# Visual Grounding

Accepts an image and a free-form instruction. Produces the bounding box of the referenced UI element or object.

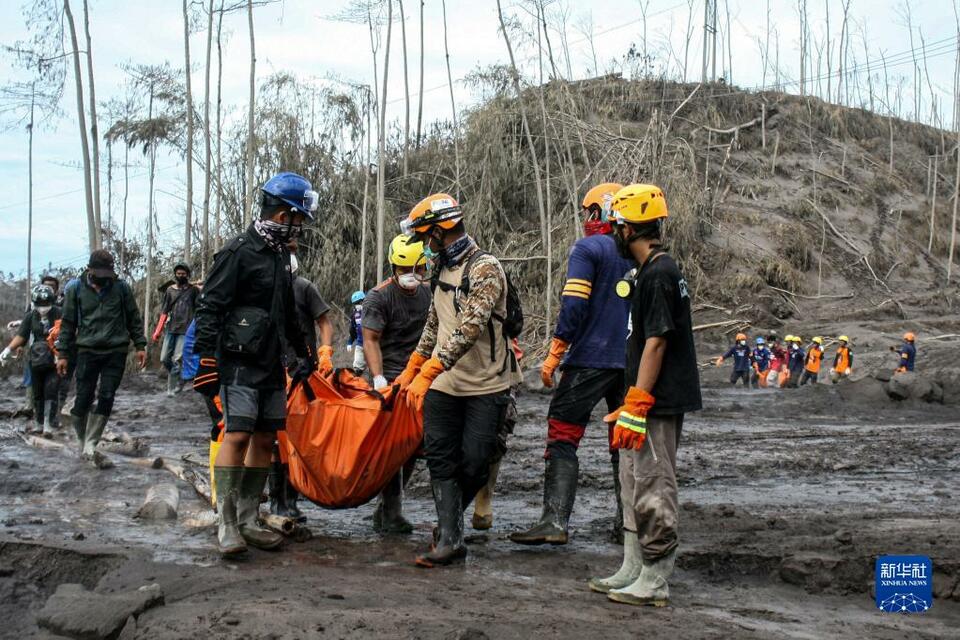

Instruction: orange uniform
[804,347,823,373]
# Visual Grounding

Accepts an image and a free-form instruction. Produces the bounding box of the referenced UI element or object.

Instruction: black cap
[173,262,192,275]
[88,249,116,278]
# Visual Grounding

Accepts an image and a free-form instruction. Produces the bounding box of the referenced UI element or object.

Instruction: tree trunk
[63,0,97,251]
[121,142,129,275]
[27,86,34,309]
[441,0,461,192]
[106,137,112,237]
[183,0,194,264]
[535,9,553,317]
[496,0,550,327]
[399,0,410,179]
[82,0,102,246]
[145,86,156,337]
[376,0,394,284]
[415,0,425,148]
[929,155,938,253]
[244,0,256,226]
[215,0,224,249]
[360,89,371,290]
[949,143,959,282]
[199,0,213,274]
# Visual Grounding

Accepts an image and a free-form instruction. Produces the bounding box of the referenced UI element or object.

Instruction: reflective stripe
[565,278,592,288]
[563,282,592,294]
[562,291,590,300]
[616,411,647,434]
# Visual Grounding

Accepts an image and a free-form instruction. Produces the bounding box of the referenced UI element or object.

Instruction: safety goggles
[299,190,319,214]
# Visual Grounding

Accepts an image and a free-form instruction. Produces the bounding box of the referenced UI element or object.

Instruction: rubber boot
[415,479,467,567]
[611,453,624,544]
[165,370,177,397]
[214,466,247,557]
[42,401,56,438]
[508,457,579,545]
[71,413,87,451]
[471,461,499,530]
[374,472,413,534]
[268,460,288,516]
[588,530,643,593]
[237,466,283,550]
[608,547,677,607]
[83,414,113,469]
[283,469,305,523]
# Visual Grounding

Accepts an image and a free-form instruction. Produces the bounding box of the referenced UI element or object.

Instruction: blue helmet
[261,172,318,221]
[350,290,365,304]
[755,336,765,345]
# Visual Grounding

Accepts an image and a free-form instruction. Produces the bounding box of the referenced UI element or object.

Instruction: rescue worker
[715,333,753,388]
[510,182,631,547]
[891,332,916,373]
[152,263,200,396]
[830,335,854,383]
[55,250,147,469]
[799,337,823,386]
[588,183,701,607]
[362,234,431,534]
[1,284,62,437]
[397,193,521,567]
[751,336,771,388]
[270,252,334,521]
[40,275,71,427]
[347,291,366,373]
[193,172,316,557]
[785,336,806,388]
[768,333,789,388]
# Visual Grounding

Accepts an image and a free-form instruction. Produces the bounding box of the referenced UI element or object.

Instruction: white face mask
[35,305,52,316]
[396,273,420,290]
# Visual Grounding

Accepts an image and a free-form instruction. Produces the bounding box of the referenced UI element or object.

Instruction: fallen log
[98,440,149,458]
[262,514,296,536]
[131,456,211,505]
[693,319,745,332]
[136,483,180,520]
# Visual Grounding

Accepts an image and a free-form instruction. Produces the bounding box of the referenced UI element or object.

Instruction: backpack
[431,250,524,371]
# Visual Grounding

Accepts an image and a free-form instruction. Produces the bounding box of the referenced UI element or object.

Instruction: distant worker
[751,336,771,388]
[891,332,916,373]
[830,335,854,383]
[799,337,823,386]
[511,182,632,547]
[715,333,753,389]
[785,335,806,388]
[152,262,200,397]
[767,333,789,388]
[41,275,72,428]
[55,250,147,468]
[193,172,315,557]
[361,234,431,534]
[347,290,366,373]
[588,183,702,607]
[398,193,522,567]
[1,284,62,437]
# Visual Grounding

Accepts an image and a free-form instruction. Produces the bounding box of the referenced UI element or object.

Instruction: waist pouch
[222,306,273,357]
[30,340,56,368]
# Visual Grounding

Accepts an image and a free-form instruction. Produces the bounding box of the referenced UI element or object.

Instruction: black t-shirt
[362,278,431,380]
[290,276,330,358]
[625,252,702,416]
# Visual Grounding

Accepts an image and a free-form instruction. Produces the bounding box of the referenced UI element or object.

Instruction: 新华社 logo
[875,555,932,613]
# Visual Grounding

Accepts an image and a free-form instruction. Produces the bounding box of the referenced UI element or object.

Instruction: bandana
[254,219,287,253]
[440,234,476,267]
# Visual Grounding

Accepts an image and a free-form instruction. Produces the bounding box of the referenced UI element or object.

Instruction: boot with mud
[237,466,283,550]
[269,461,305,523]
[374,472,413,534]
[607,547,677,607]
[611,453,624,544]
[82,414,113,469]
[213,466,247,557]
[415,479,466,568]
[165,370,177,397]
[509,457,578,545]
[588,530,642,593]
[41,400,56,439]
[471,461,500,530]
[71,413,87,451]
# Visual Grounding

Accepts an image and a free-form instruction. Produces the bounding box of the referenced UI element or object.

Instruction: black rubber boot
[268,460,287,516]
[374,472,413,534]
[415,479,466,567]
[508,457,579,546]
[71,413,87,453]
[612,452,624,544]
[282,465,304,523]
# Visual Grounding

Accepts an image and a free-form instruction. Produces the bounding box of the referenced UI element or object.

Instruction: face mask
[35,305,52,316]
[90,275,112,287]
[613,227,634,260]
[175,275,189,285]
[259,219,300,243]
[397,273,420,290]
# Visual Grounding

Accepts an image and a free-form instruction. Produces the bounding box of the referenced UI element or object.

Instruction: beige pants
[619,413,683,560]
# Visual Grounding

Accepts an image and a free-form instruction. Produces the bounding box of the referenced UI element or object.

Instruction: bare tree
[183,0,195,263]
[415,0,424,148]
[399,0,410,178]
[441,0,461,192]
[202,0,214,271]
[245,0,256,225]
[215,0,225,249]
[82,0,102,243]
[575,10,599,77]
[376,0,393,282]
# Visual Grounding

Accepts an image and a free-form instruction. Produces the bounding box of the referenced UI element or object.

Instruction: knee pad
[545,418,586,459]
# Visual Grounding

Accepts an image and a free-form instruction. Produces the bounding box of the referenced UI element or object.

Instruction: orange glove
[317,345,334,375]
[714,357,724,367]
[406,357,445,413]
[603,386,655,451]
[394,351,428,388]
[152,314,168,343]
[540,338,569,388]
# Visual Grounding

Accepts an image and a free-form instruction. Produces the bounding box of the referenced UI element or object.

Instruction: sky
[0,0,953,277]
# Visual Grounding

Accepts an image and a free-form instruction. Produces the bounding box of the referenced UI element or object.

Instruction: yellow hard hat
[812,336,823,345]
[838,335,849,343]
[794,335,802,343]
[388,234,424,267]
[611,184,669,224]
[582,182,624,209]
[785,334,795,342]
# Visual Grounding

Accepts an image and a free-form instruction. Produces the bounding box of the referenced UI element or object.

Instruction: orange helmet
[903,332,915,342]
[582,182,623,236]
[735,333,747,341]
[401,193,463,236]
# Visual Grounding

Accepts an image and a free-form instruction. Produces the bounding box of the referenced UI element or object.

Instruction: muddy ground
[2,347,960,639]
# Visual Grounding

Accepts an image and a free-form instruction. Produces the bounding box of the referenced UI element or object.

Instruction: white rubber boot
[588,530,642,593]
[607,548,677,607]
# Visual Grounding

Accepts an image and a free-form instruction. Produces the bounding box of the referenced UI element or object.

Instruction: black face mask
[614,226,635,261]
[176,275,189,285]
[90,275,113,288]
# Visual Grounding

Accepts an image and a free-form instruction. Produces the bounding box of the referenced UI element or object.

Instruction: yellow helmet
[388,234,424,267]
[611,184,668,224]
[793,335,802,343]
[785,334,795,342]
[838,335,849,342]
[401,193,462,236]
[812,336,823,345]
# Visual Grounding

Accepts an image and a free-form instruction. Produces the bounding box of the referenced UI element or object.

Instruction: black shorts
[548,367,625,425]
[222,384,286,433]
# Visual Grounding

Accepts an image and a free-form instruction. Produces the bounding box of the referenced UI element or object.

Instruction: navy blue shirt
[722,344,753,372]
[753,346,772,370]
[898,342,916,371]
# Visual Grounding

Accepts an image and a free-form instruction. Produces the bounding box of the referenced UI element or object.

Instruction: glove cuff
[420,357,446,381]
[408,351,429,369]
[623,386,655,408]
[548,337,569,359]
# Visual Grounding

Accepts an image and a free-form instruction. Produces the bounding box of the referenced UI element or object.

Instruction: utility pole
[26,83,35,308]
[702,0,718,83]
